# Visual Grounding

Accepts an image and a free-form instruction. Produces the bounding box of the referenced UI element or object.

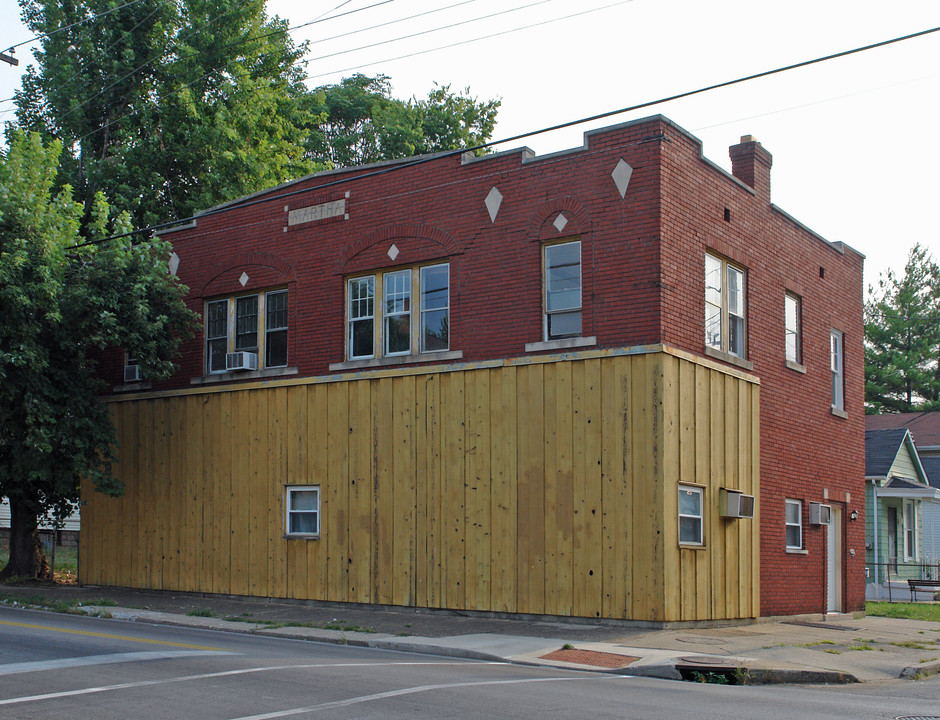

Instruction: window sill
[284,534,321,540]
[191,367,299,385]
[830,406,848,419]
[113,382,153,393]
[679,543,706,550]
[785,360,807,374]
[785,548,809,555]
[329,350,464,372]
[704,346,754,371]
[525,336,597,353]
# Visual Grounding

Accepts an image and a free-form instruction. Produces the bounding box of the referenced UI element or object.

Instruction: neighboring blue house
[864,427,940,598]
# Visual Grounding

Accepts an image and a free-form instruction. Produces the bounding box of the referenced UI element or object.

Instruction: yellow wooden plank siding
[84,348,760,621]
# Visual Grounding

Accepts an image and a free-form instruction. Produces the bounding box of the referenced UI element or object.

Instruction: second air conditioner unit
[719,488,755,519]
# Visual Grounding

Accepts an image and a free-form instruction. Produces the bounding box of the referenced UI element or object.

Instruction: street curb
[900,660,940,680]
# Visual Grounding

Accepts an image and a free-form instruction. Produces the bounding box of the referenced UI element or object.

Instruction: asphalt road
[2,606,940,719]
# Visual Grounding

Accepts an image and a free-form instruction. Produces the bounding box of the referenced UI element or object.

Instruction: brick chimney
[729,135,772,201]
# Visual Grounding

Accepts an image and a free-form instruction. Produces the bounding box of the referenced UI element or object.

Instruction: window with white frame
[785,292,801,365]
[830,329,844,411]
[347,262,450,361]
[205,289,288,374]
[286,486,320,537]
[678,485,703,545]
[705,252,746,358]
[544,240,582,340]
[903,500,916,560]
[785,499,802,549]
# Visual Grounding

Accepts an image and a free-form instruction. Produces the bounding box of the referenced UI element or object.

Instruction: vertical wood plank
[326,381,349,603]
[489,365,517,612]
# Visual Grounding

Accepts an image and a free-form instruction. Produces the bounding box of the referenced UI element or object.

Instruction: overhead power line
[4,0,147,54]
[68,23,940,251]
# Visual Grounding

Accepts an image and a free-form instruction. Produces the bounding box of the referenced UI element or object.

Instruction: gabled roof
[866,412,940,447]
[865,428,911,477]
[865,427,931,486]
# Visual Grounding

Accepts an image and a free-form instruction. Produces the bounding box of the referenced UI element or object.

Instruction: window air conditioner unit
[719,488,755,519]
[226,351,258,372]
[809,502,832,525]
[123,365,142,383]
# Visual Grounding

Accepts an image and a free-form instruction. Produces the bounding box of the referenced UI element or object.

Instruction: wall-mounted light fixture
[850,509,859,521]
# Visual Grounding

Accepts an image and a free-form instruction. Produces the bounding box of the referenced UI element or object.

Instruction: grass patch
[186,608,215,618]
[0,545,79,585]
[824,649,842,654]
[866,601,940,622]
[848,640,876,651]
[892,640,935,650]
[799,640,835,647]
[920,657,938,663]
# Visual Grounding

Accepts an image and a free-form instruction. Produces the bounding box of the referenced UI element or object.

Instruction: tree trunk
[0,497,49,581]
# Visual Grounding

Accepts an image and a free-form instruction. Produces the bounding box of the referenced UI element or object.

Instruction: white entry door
[827,507,843,612]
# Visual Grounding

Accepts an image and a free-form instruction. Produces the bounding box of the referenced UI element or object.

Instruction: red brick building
[91,115,864,621]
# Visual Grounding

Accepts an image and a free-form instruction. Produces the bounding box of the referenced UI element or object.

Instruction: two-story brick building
[83,114,865,623]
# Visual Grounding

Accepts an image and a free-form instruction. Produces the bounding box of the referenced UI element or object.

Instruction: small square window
[785,499,802,549]
[678,485,703,545]
[286,486,320,536]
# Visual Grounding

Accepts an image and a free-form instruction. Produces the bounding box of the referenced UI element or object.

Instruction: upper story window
[830,329,844,411]
[785,499,802,550]
[544,240,582,340]
[205,289,288,374]
[705,252,746,358]
[347,262,450,361]
[785,292,802,365]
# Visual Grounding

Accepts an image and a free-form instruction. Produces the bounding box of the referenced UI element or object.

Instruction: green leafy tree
[0,131,197,580]
[16,0,319,228]
[865,243,940,414]
[304,73,500,167]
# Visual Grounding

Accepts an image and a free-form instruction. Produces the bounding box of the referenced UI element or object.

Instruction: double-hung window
[347,263,450,361]
[205,289,288,374]
[678,485,703,545]
[785,499,802,550]
[285,486,320,537]
[785,292,801,365]
[544,241,582,340]
[705,252,746,358]
[903,500,916,560]
[830,329,844,411]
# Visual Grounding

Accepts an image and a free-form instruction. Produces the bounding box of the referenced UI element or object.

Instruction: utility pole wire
[68,23,940,250]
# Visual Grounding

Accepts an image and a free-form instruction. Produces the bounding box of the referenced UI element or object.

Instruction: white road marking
[229,676,630,720]
[0,661,499,707]
[0,651,230,676]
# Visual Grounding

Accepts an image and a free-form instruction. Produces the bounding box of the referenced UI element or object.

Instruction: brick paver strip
[539,648,638,668]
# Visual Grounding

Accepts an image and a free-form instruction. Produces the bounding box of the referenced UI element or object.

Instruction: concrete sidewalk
[2,583,939,685]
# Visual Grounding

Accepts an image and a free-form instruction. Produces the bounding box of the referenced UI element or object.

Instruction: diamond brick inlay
[612,158,633,198]
[239,272,249,287]
[485,186,503,223]
[387,244,400,261]
[553,213,568,232]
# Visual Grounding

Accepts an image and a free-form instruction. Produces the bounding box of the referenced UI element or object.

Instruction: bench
[907,579,940,601]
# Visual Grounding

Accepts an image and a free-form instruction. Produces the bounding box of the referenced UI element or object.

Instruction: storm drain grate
[539,648,638,668]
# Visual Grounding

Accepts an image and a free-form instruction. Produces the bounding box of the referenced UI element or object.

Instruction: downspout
[872,482,879,586]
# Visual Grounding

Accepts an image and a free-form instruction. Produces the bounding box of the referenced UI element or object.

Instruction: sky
[1,0,938,291]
